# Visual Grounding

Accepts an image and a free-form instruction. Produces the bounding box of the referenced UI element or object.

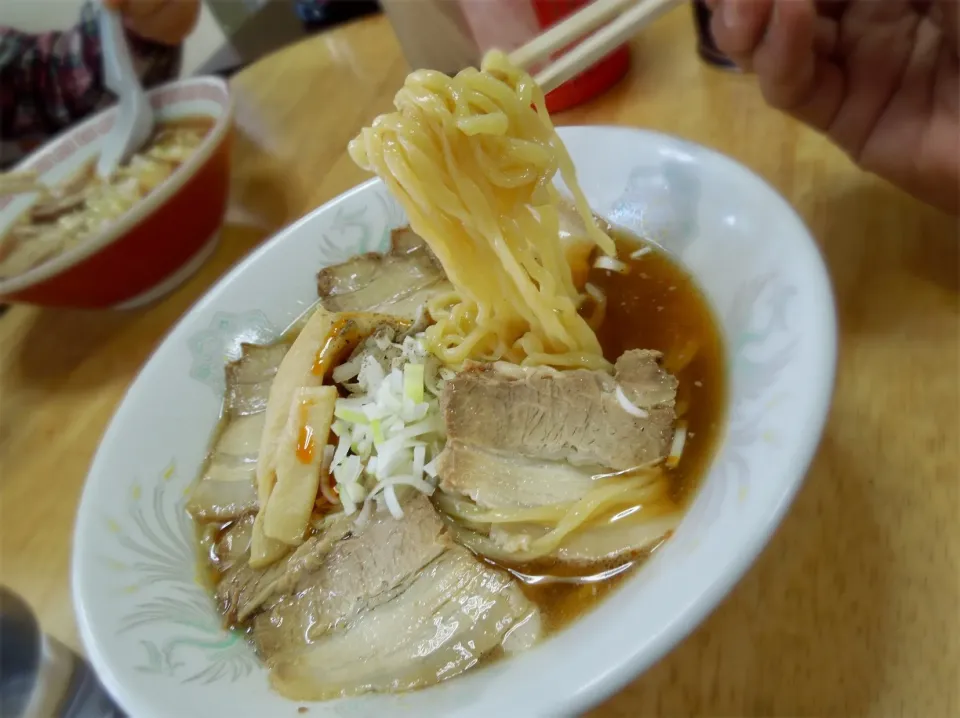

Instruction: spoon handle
[96,1,154,179]
[98,3,137,95]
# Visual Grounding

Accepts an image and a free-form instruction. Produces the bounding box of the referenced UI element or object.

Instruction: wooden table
[1,9,957,717]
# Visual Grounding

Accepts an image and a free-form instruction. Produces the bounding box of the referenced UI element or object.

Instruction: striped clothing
[0,2,180,169]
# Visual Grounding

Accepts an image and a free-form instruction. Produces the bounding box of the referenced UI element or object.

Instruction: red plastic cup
[455,0,631,112]
[531,0,632,112]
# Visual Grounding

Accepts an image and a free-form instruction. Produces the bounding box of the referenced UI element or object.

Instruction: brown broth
[593,234,726,505]
[510,230,727,631]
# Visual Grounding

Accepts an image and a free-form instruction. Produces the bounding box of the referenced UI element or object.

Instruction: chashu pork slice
[251,494,450,642]
[216,513,353,624]
[316,227,452,318]
[436,350,681,565]
[186,342,291,522]
[440,349,678,485]
[217,494,539,699]
[437,441,601,510]
[266,545,539,701]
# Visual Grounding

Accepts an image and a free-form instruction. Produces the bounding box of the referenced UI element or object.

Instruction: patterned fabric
[0,2,181,169]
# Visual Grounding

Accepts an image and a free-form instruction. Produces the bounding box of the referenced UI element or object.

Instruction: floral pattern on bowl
[103,462,256,685]
[73,127,836,718]
[187,311,280,395]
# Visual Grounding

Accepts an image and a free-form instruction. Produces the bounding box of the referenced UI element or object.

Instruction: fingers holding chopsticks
[704,0,773,69]
[706,0,839,68]
[706,0,844,133]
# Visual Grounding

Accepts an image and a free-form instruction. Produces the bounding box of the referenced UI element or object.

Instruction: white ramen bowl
[73,126,836,718]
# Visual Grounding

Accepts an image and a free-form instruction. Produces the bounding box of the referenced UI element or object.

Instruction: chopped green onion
[403,363,425,404]
[371,419,385,445]
[335,406,369,424]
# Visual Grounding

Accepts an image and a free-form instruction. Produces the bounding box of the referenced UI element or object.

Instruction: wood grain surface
[0,9,957,717]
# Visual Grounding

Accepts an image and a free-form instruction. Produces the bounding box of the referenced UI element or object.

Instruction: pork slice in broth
[441,349,678,471]
[437,350,683,565]
[252,494,451,653]
[267,546,540,701]
[29,189,89,222]
[215,514,255,568]
[216,514,353,623]
[614,349,682,408]
[186,343,290,521]
[438,441,601,509]
[231,494,539,700]
[225,342,290,416]
[316,227,452,317]
[198,512,255,581]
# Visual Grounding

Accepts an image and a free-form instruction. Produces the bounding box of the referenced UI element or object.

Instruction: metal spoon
[96,1,154,180]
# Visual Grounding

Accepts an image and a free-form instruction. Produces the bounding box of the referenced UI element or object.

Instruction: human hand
[103,0,201,47]
[706,0,959,214]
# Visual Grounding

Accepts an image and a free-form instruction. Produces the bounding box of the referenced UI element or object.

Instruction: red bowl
[0,76,233,309]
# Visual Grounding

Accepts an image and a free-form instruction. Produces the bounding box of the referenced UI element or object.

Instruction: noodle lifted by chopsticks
[349,50,615,370]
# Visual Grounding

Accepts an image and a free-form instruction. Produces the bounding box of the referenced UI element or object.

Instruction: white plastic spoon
[96,1,154,179]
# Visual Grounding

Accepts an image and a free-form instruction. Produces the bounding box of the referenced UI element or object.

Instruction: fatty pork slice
[215,513,353,624]
[438,349,679,506]
[316,227,452,318]
[248,494,541,700]
[186,342,290,521]
[436,350,682,565]
[218,495,442,627]
[267,546,538,700]
[437,441,601,510]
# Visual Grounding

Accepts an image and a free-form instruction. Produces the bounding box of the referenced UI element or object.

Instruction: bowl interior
[72,127,835,718]
[0,77,232,294]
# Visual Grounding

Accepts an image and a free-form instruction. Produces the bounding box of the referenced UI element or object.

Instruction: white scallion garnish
[383,484,403,519]
[593,255,629,273]
[666,422,688,469]
[615,385,649,419]
[327,332,445,526]
[584,282,605,303]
